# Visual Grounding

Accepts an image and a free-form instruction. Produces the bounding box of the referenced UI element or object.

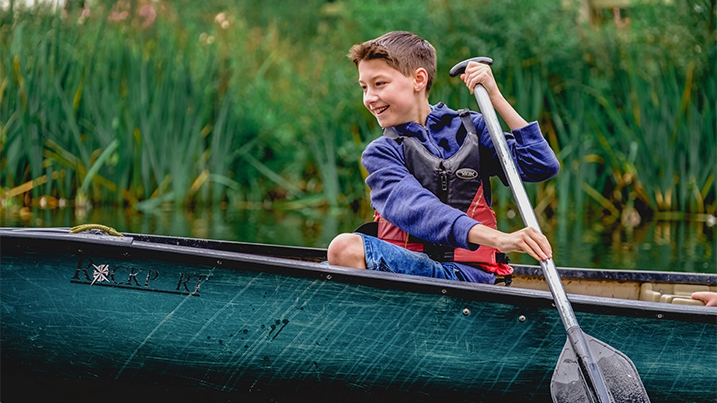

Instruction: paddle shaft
[453,58,613,403]
[473,86,578,328]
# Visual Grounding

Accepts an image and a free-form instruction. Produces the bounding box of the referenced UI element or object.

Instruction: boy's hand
[497,227,553,262]
[458,60,528,131]
[468,224,553,262]
[460,61,500,100]
[691,291,717,307]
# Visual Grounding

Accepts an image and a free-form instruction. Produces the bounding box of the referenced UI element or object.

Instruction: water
[2,204,715,274]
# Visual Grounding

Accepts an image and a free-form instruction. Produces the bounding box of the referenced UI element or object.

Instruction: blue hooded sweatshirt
[361,103,560,251]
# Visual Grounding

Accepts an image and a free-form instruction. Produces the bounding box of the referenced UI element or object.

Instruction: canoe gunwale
[513,264,717,286]
[1,227,715,325]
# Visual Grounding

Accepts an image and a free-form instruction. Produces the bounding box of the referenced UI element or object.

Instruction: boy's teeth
[375,106,389,114]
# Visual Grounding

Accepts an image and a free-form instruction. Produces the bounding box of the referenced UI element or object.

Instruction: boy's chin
[376,118,398,129]
[375,114,414,128]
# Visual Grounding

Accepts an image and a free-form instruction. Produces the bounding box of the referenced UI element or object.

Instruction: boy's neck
[416,99,432,126]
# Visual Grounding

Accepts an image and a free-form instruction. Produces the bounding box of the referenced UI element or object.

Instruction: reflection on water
[2,205,714,274]
[1,204,360,250]
[551,216,715,274]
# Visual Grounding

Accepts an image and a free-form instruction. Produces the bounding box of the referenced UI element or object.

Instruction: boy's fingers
[521,238,543,261]
[459,73,476,94]
[527,238,549,261]
[523,228,552,261]
[692,291,717,306]
[537,236,553,259]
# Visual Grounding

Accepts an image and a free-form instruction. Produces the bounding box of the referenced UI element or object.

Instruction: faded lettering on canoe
[70,257,210,296]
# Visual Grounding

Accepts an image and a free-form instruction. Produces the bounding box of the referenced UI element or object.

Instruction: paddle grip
[448,57,493,77]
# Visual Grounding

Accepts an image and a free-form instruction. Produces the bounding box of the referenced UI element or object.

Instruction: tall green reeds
[1,0,714,222]
[1,2,325,211]
[542,43,717,222]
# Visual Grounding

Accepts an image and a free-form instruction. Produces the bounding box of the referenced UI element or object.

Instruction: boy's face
[357,59,426,128]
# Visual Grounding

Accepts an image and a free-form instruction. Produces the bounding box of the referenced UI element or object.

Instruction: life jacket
[374,109,512,276]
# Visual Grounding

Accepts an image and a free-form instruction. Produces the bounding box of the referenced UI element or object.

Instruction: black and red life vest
[374,109,512,276]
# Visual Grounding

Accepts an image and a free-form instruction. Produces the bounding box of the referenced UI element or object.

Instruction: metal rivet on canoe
[518,315,526,322]
[441,289,447,294]
[217,260,222,265]
[326,274,332,280]
[462,308,470,316]
[657,313,663,319]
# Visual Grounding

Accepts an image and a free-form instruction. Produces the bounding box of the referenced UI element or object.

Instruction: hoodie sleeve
[362,138,479,250]
[476,116,560,183]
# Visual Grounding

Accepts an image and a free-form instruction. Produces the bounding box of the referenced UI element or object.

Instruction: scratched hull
[1,228,715,402]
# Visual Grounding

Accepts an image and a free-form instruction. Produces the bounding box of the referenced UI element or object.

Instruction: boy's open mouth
[373,105,389,115]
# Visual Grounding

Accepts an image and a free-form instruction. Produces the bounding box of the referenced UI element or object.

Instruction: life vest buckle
[494,274,513,287]
[422,243,454,262]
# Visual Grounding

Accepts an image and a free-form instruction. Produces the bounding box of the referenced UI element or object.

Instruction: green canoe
[1,227,715,402]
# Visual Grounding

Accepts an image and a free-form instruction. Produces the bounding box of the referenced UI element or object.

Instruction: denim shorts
[358,233,496,284]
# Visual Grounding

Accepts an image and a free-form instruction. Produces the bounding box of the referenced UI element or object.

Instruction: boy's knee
[327,233,366,269]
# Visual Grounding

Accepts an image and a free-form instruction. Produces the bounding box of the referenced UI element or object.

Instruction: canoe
[1,227,715,402]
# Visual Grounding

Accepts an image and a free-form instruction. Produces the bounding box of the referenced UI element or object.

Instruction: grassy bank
[1,0,715,224]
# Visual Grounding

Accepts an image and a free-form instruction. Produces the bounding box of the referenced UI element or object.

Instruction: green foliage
[0,0,715,221]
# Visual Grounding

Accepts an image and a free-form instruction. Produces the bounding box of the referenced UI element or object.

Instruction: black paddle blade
[551,333,650,403]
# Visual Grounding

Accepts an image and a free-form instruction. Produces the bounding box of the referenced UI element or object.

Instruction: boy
[327,31,560,284]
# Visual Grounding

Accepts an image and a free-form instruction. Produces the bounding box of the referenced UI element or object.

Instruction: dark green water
[2,204,715,274]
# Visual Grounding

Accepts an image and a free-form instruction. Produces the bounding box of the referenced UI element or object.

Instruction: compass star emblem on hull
[91,264,110,285]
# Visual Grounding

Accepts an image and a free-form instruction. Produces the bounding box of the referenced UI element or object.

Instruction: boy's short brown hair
[348,31,436,94]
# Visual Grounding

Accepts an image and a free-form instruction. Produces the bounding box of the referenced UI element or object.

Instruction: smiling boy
[327,31,560,284]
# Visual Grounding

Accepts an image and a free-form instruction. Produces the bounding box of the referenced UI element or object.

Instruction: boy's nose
[364,90,378,105]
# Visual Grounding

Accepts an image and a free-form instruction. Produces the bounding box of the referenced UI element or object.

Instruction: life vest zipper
[439,162,448,202]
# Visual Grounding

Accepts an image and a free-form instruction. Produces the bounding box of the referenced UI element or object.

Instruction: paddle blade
[551,333,650,403]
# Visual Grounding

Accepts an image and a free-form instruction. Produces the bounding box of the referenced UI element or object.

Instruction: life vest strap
[494,274,513,286]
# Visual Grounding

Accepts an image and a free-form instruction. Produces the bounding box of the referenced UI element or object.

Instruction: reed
[0,0,714,222]
[577,46,716,219]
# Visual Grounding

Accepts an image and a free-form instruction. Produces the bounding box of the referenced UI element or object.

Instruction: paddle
[450,57,650,403]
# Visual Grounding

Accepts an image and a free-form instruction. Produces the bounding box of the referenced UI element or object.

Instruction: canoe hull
[1,230,716,402]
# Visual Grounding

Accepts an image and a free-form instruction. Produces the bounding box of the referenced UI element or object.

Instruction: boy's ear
[413,68,429,92]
